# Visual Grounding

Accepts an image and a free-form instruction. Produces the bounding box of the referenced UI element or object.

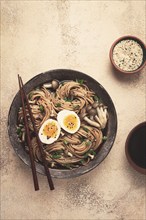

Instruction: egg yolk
[43,122,58,139]
[63,114,78,131]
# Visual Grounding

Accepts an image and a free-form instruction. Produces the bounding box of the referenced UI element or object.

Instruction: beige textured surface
[0,1,146,220]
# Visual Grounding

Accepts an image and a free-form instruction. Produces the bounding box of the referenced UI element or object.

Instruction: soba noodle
[17,80,108,169]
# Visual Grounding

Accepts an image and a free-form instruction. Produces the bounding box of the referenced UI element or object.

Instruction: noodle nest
[17,80,108,169]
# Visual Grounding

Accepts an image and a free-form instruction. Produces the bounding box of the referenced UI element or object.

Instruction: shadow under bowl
[109,35,146,74]
[125,122,146,175]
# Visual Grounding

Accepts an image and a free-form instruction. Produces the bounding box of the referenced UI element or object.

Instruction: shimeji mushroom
[67,152,73,157]
[86,105,95,120]
[95,105,108,129]
[88,108,97,120]
[88,153,94,159]
[86,105,92,112]
[80,108,101,128]
[88,108,97,116]
[43,80,59,90]
[85,102,108,129]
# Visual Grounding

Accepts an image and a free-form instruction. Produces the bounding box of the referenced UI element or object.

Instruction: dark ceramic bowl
[125,122,146,175]
[109,35,146,74]
[8,69,117,178]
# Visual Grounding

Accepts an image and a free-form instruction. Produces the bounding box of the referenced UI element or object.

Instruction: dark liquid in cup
[128,125,146,168]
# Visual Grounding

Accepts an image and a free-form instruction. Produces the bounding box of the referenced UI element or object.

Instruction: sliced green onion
[80,159,86,165]
[51,154,61,159]
[85,141,92,147]
[84,153,89,159]
[93,95,99,101]
[39,105,44,113]
[76,79,84,85]
[89,149,96,155]
[64,97,73,102]
[102,136,107,141]
[55,103,61,107]
[28,92,34,100]
[84,149,96,158]
[82,127,89,132]
[16,127,21,135]
[63,140,68,145]
[79,136,85,142]
[51,150,63,159]
[35,86,40,90]
[18,131,23,138]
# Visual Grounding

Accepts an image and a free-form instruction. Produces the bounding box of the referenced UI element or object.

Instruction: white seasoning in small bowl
[113,39,143,71]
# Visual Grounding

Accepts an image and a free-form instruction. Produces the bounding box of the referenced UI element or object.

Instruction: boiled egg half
[57,110,80,134]
[39,119,61,144]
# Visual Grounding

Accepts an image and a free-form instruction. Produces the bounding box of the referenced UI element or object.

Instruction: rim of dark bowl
[8,69,117,178]
[109,35,146,74]
[125,121,146,175]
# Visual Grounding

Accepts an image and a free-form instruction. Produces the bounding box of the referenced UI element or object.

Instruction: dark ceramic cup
[125,122,146,174]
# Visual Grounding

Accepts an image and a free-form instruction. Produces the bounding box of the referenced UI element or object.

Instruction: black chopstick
[18,75,39,191]
[18,75,54,190]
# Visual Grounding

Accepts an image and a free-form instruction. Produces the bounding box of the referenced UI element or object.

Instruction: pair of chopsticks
[18,75,54,191]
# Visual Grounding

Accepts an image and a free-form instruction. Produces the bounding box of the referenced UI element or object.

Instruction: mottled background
[0,1,146,220]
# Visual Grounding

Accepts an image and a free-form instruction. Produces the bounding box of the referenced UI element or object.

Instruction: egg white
[39,119,61,144]
[57,109,80,134]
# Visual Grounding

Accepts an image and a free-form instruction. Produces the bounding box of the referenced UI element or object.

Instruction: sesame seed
[113,39,143,71]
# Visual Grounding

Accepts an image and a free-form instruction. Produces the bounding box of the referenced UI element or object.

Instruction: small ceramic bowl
[125,122,146,175]
[109,35,146,74]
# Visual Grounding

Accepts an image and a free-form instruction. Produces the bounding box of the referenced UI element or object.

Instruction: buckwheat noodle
[17,80,107,169]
